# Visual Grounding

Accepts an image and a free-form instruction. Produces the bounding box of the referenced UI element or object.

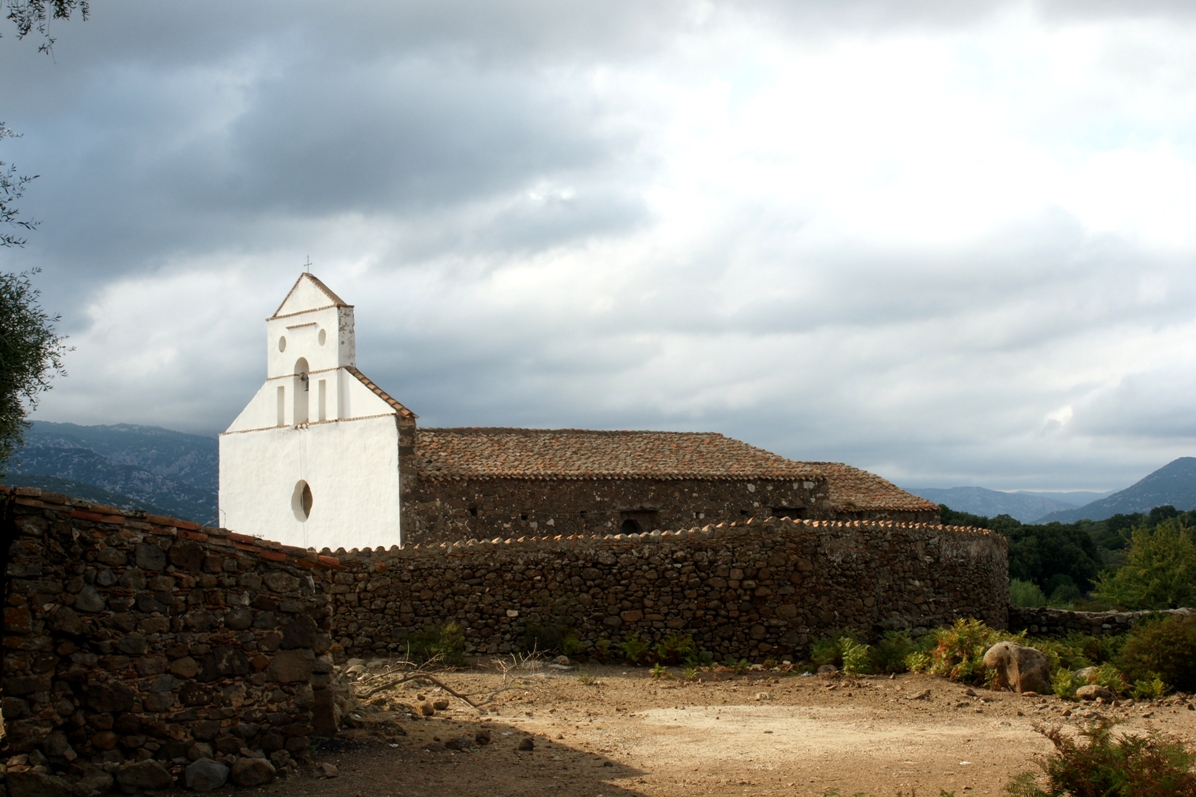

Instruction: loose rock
[185,759,230,792]
[230,757,276,787]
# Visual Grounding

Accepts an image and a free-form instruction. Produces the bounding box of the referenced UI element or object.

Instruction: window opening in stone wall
[279,336,286,352]
[740,509,749,515]
[520,513,528,521]
[292,481,313,521]
[318,328,327,345]
[468,506,478,517]
[276,386,285,426]
[318,379,327,422]
[620,519,641,534]
[772,507,807,519]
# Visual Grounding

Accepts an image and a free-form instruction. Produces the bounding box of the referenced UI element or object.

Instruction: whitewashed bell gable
[219,273,409,550]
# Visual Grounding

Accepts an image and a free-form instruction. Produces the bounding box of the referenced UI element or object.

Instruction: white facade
[219,274,409,550]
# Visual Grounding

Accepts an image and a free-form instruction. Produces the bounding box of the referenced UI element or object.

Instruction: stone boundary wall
[323,516,1008,660]
[0,486,338,791]
[1009,606,1196,638]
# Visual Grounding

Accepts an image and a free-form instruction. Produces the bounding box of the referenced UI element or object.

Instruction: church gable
[271,273,349,319]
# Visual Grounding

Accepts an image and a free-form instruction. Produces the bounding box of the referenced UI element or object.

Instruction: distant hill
[2,421,218,525]
[906,486,1083,523]
[1037,457,1196,524]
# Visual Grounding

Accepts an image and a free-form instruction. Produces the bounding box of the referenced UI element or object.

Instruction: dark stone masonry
[0,486,337,793]
[1009,606,1196,638]
[326,515,1008,660]
[0,484,1006,792]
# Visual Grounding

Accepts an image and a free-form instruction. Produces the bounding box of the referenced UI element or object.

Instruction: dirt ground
[269,662,1196,797]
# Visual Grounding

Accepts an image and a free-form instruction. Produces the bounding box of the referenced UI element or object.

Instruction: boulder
[982,642,1051,694]
[184,758,230,792]
[1076,684,1115,702]
[230,757,276,787]
[6,771,74,797]
[73,769,115,797]
[115,759,174,791]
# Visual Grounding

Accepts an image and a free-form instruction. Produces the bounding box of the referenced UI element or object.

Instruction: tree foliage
[4,0,89,53]
[1091,520,1196,610]
[0,269,68,476]
[0,123,39,248]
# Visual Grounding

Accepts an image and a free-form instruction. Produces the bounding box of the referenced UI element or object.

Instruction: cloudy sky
[4,0,1196,492]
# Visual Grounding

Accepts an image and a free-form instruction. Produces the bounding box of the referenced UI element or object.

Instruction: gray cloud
[6,0,1196,495]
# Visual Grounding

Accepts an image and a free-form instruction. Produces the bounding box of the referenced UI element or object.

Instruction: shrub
[1091,520,1196,610]
[870,630,915,674]
[649,663,670,679]
[1051,669,1078,700]
[404,622,466,666]
[1005,718,1196,797]
[840,638,873,675]
[654,632,696,665]
[521,620,579,655]
[1094,663,1128,696]
[810,636,841,667]
[924,618,1019,685]
[618,634,652,665]
[1132,676,1168,700]
[1011,578,1048,608]
[1118,614,1196,693]
[685,649,715,668]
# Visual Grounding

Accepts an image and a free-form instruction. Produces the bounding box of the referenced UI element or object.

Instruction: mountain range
[908,457,1196,524]
[2,422,218,525]
[904,486,1110,523]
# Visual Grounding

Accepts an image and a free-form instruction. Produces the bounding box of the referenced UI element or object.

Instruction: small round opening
[318,329,327,346]
[278,336,287,352]
[292,481,313,521]
[620,519,641,535]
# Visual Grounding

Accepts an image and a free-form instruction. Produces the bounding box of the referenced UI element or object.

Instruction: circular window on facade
[292,480,313,521]
[318,329,327,345]
[279,336,287,352]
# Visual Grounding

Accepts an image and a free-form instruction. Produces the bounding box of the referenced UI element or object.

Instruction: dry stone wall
[0,483,1009,793]
[0,486,338,792]
[404,476,828,548]
[1009,606,1196,638]
[325,516,1008,660]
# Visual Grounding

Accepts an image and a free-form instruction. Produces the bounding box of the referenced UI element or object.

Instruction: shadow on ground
[264,720,647,797]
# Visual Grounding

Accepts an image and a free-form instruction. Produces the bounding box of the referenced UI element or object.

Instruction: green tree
[0,270,68,476]
[1091,520,1196,610]
[1,123,39,248]
[4,0,89,52]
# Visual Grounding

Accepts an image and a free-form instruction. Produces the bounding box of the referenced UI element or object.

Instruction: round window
[318,329,327,346]
[278,336,287,352]
[292,481,313,521]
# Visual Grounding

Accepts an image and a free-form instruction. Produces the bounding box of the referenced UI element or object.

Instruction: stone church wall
[404,476,830,548]
[326,516,1008,660]
[0,485,1005,790]
[0,487,336,789]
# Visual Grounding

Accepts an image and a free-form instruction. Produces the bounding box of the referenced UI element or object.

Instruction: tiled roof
[804,462,939,513]
[347,367,417,419]
[416,428,818,481]
[413,428,937,513]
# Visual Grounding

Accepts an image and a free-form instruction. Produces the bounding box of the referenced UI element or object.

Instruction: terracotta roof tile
[804,462,939,513]
[416,428,814,480]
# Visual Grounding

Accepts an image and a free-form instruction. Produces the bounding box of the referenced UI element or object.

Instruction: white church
[219,273,414,551]
[220,274,938,553]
